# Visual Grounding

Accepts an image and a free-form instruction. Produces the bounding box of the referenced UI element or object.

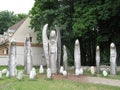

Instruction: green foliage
[30,0,120,65]
[0,10,27,34]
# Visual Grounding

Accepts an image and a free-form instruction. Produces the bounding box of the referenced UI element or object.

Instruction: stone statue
[63,45,68,71]
[47,68,52,79]
[42,24,60,74]
[24,34,33,74]
[74,39,81,70]
[96,46,100,74]
[110,43,117,75]
[55,25,61,73]
[49,30,57,74]
[8,38,16,77]
[42,24,50,68]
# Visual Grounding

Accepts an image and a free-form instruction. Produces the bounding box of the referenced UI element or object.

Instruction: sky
[0,0,35,14]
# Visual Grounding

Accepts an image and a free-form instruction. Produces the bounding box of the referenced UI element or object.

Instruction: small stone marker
[39,65,44,74]
[29,68,36,80]
[59,66,64,74]
[2,69,7,74]
[103,70,108,77]
[47,68,52,79]
[17,71,23,80]
[90,66,95,75]
[62,70,67,77]
[6,71,9,77]
[79,68,83,75]
[75,69,80,76]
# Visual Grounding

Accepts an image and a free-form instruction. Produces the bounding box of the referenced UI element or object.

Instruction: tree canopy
[30,0,120,66]
[0,10,27,34]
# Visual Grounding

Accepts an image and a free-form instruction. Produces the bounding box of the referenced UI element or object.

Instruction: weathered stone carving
[96,46,100,74]
[59,66,64,74]
[110,43,117,75]
[103,70,108,77]
[42,24,62,74]
[63,45,68,71]
[29,68,36,80]
[90,66,95,75]
[39,65,44,74]
[74,39,81,74]
[55,25,61,73]
[42,24,50,68]
[47,68,52,79]
[8,38,16,77]
[17,71,23,80]
[49,30,57,73]
[24,34,33,74]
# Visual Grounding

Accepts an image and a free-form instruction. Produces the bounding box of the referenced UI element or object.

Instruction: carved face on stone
[75,39,79,46]
[50,30,56,39]
[110,43,115,48]
[96,46,99,51]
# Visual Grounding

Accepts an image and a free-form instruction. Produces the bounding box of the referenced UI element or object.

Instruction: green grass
[0,74,120,90]
[0,66,120,90]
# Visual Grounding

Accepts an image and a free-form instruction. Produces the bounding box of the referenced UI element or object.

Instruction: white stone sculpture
[2,68,7,74]
[90,66,95,75]
[24,34,33,74]
[0,71,2,79]
[79,68,83,75]
[17,71,23,80]
[42,24,60,74]
[6,70,9,77]
[74,39,81,72]
[39,65,44,74]
[55,25,61,73]
[8,38,16,77]
[62,70,67,77]
[42,24,50,68]
[110,43,117,75]
[59,66,64,74]
[63,45,68,71]
[29,68,36,80]
[75,69,80,76]
[96,46,100,74]
[103,70,108,77]
[49,30,57,74]
[47,68,52,79]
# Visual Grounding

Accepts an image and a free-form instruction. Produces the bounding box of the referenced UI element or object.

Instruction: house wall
[0,46,46,66]
[12,17,37,43]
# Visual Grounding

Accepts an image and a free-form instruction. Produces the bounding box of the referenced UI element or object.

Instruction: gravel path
[86,76,120,87]
[53,74,120,87]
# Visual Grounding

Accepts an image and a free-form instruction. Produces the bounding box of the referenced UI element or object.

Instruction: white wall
[0,46,46,66]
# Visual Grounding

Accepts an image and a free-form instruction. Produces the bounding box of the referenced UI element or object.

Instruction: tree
[0,10,27,34]
[30,0,120,66]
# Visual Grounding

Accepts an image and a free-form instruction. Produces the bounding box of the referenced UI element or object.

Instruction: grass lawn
[0,66,120,90]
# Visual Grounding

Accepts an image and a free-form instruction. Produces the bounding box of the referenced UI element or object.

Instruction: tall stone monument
[42,24,50,68]
[63,45,68,71]
[110,43,117,75]
[24,34,33,74]
[8,38,16,77]
[49,30,57,74]
[42,24,60,74]
[55,25,61,73]
[96,46,100,74]
[74,39,81,71]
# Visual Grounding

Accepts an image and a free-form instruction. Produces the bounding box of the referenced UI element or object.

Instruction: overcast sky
[0,0,35,14]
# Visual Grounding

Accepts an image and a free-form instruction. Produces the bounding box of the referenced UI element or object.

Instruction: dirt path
[52,74,120,87]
